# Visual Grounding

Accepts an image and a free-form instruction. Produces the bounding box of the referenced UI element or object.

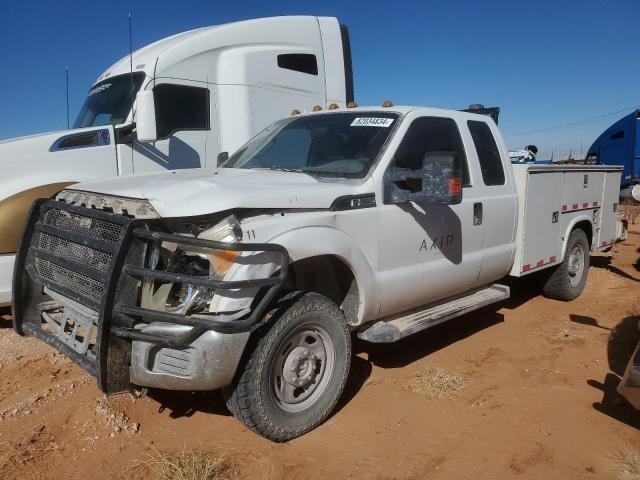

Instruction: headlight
[198,215,242,277]
[56,190,160,219]
[143,215,243,315]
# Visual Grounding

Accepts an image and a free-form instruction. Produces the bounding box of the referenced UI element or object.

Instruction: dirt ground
[1,227,639,480]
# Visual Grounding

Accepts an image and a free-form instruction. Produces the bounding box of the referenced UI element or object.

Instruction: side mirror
[135,90,157,142]
[217,151,229,166]
[384,151,462,205]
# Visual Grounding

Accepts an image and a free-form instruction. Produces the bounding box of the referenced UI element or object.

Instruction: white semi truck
[0,15,352,304]
[13,104,625,441]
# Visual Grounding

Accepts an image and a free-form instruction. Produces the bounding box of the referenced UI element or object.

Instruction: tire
[224,292,351,442]
[540,228,590,301]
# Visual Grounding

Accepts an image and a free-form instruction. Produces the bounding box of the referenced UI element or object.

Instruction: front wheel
[224,292,351,442]
[540,228,590,301]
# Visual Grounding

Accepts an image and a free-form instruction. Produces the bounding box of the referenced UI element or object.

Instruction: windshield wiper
[252,166,306,173]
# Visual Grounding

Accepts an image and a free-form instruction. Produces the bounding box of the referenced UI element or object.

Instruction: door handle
[473,202,483,226]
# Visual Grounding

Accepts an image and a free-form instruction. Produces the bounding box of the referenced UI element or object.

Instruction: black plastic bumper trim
[111,325,207,348]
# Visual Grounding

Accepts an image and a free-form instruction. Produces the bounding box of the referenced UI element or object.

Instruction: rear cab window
[467,120,505,186]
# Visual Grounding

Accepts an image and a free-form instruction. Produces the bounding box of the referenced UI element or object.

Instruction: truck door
[131,82,209,173]
[376,116,485,317]
[465,120,517,284]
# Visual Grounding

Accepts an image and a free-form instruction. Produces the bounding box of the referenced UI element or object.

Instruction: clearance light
[312,105,322,111]
[291,109,301,116]
[382,100,394,107]
[328,103,339,110]
[346,101,357,108]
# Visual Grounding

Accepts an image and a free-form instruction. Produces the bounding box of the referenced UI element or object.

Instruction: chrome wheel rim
[270,324,335,413]
[567,243,585,287]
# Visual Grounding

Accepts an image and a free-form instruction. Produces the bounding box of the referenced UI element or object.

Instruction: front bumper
[13,199,288,393]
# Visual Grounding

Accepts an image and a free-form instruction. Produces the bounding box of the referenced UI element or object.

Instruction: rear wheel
[540,228,590,301]
[224,292,351,442]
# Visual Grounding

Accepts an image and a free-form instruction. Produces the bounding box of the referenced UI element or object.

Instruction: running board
[357,284,510,343]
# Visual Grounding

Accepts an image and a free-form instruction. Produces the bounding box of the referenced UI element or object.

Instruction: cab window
[467,120,505,186]
[154,84,210,139]
[391,117,470,186]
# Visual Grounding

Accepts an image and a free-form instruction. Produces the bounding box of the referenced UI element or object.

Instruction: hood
[0,127,118,198]
[0,130,68,160]
[70,168,365,218]
[0,126,112,161]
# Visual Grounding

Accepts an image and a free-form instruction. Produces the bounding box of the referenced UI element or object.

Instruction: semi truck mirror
[383,151,462,205]
[217,151,229,166]
[135,90,158,142]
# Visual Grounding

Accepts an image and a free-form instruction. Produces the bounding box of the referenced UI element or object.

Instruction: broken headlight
[141,215,243,315]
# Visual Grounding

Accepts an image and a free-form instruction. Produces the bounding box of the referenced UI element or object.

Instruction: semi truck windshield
[224,112,399,179]
[73,73,145,128]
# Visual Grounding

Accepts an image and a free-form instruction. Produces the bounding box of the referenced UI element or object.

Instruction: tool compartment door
[560,171,605,214]
[518,171,564,273]
[559,171,604,250]
[597,171,622,248]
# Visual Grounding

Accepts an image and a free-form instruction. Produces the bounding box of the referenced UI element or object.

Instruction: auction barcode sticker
[350,117,394,127]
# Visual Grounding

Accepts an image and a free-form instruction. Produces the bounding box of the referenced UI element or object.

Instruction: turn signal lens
[210,249,239,275]
[328,103,339,110]
[291,109,301,115]
[346,101,357,108]
[312,105,322,111]
[382,100,394,107]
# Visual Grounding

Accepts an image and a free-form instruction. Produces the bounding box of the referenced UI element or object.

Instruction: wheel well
[572,220,593,250]
[284,255,359,325]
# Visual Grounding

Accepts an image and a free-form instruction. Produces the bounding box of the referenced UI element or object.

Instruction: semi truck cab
[0,15,352,304]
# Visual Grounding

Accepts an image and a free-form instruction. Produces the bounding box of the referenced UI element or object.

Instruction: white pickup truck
[0,15,351,304]
[13,104,625,441]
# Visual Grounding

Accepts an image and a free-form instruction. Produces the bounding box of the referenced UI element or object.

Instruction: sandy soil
[1,227,639,480]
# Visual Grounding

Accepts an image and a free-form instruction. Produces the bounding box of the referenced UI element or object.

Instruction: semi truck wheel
[224,292,351,442]
[540,228,590,301]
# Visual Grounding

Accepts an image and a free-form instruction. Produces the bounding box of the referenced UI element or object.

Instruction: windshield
[73,73,145,128]
[223,112,399,178]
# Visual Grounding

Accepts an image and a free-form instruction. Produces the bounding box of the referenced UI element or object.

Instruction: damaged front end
[13,198,288,394]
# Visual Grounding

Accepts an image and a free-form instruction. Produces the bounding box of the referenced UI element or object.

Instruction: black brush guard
[13,199,289,393]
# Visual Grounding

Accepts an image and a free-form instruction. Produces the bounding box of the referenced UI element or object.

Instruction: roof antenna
[128,12,134,123]
[65,65,70,130]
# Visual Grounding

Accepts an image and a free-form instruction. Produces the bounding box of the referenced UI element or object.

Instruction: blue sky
[1,0,638,158]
